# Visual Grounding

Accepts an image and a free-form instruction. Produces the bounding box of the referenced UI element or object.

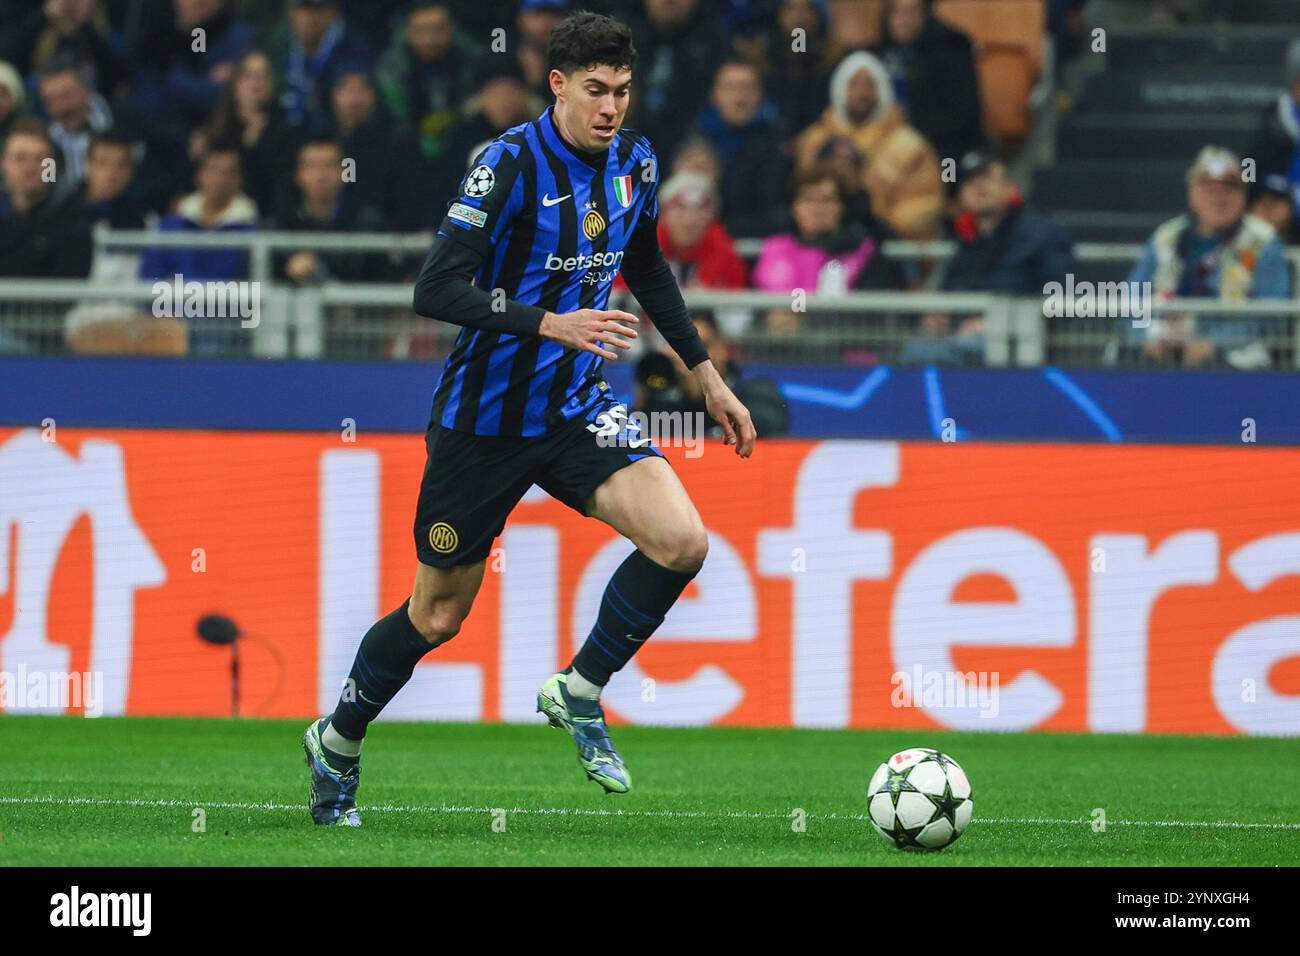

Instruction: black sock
[570,550,697,686]
[328,598,432,741]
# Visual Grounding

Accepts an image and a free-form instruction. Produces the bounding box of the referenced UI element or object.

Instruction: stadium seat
[934,0,1044,145]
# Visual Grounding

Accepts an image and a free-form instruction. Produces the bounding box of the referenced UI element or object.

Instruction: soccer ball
[867,748,973,850]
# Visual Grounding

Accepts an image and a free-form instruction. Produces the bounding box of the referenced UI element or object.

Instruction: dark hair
[38,54,90,85]
[200,143,243,174]
[547,11,635,78]
[88,128,137,161]
[298,136,343,158]
[790,162,844,201]
[203,50,277,147]
[4,117,56,153]
[882,0,935,44]
[407,0,452,17]
[713,56,761,86]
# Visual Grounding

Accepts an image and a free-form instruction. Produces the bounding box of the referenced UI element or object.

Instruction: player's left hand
[703,381,757,458]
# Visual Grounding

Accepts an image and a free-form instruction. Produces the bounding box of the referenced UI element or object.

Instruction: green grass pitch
[0,715,1296,866]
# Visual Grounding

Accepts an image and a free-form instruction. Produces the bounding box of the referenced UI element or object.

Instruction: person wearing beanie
[793,50,945,239]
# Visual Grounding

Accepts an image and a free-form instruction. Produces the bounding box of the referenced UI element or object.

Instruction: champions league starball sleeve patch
[463,164,495,198]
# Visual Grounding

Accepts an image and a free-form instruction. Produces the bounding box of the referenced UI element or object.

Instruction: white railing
[3,277,1297,368]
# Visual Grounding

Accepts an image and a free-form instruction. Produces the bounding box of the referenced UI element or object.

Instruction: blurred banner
[6,357,1300,443]
[1,428,1298,735]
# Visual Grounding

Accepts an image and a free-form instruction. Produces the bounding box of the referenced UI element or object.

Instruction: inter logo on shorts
[612,175,633,208]
[428,522,459,554]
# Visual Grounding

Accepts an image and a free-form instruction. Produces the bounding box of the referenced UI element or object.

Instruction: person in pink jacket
[753,165,906,334]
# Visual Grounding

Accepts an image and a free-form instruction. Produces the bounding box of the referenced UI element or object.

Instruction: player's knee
[662,527,708,574]
[409,603,468,648]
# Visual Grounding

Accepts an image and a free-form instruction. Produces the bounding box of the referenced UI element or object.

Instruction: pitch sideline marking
[1,795,1297,831]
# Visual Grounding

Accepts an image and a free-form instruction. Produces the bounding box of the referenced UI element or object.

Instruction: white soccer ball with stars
[463,164,495,198]
[867,748,973,850]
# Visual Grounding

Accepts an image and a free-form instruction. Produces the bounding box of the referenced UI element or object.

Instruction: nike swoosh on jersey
[541,193,571,207]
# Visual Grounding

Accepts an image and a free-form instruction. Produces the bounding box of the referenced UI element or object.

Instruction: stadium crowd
[0,0,1295,368]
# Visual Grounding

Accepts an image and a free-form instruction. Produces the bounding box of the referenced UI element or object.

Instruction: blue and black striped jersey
[423,106,662,438]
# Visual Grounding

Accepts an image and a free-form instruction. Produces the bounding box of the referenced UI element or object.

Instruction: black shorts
[414,394,665,568]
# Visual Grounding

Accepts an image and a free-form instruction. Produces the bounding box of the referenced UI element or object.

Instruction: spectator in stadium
[670,134,723,185]
[628,0,728,162]
[38,59,114,185]
[754,165,909,334]
[0,118,93,278]
[75,129,148,229]
[655,171,749,290]
[1048,0,1088,81]
[689,58,789,239]
[0,61,26,150]
[1247,38,1300,211]
[64,131,181,356]
[613,171,749,332]
[794,50,944,239]
[0,0,129,98]
[512,0,573,104]
[1125,146,1291,369]
[375,1,485,166]
[1250,172,1298,246]
[635,310,791,437]
[438,73,543,209]
[813,134,894,240]
[875,0,984,162]
[196,50,301,218]
[328,68,429,230]
[904,151,1074,365]
[269,0,375,130]
[139,144,257,283]
[746,0,834,136]
[138,0,256,133]
[270,138,391,284]
[940,152,1075,295]
[633,311,741,423]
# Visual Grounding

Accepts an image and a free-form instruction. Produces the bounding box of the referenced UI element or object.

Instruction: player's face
[553,64,632,153]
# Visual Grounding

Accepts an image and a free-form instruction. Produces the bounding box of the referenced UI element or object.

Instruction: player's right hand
[539,309,639,360]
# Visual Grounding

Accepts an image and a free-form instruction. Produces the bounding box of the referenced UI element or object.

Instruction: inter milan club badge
[612,174,633,208]
[583,199,606,240]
